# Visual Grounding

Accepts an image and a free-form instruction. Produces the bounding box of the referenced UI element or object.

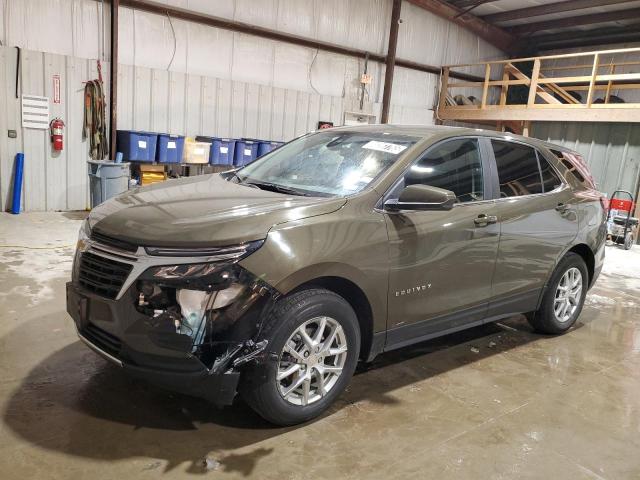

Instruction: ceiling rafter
[406,0,517,52]
[509,7,640,36]
[483,0,633,24]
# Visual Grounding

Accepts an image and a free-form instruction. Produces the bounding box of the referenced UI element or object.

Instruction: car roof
[325,124,582,157]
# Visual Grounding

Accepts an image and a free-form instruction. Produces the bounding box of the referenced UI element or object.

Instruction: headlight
[144,239,263,259]
[76,218,91,252]
[72,219,91,282]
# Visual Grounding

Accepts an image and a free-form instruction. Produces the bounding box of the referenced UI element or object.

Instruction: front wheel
[527,252,588,334]
[240,288,360,426]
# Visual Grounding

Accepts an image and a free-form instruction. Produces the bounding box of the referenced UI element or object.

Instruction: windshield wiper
[245,181,312,196]
[225,170,245,184]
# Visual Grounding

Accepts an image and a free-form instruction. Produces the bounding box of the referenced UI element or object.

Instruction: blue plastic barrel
[234,140,259,166]
[11,153,24,214]
[156,134,185,163]
[116,130,158,161]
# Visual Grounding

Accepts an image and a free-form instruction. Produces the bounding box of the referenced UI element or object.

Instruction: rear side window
[538,155,563,192]
[550,149,595,187]
[396,138,484,203]
[492,140,543,197]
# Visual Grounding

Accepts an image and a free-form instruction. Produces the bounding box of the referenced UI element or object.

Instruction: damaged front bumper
[66,239,277,406]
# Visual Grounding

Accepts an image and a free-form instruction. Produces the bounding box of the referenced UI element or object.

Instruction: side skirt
[373,288,542,358]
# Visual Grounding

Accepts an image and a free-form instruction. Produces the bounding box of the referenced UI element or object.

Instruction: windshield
[234,131,420,196]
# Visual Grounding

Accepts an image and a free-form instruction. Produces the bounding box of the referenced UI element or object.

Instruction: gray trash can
[88,160,131,208]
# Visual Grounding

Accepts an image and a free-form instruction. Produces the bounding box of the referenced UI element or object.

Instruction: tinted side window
[538,154,562,192]
[492,140,542,197]
[397,138,484,203]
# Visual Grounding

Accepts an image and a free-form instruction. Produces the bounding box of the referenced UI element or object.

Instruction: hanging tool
[83,61,108,159]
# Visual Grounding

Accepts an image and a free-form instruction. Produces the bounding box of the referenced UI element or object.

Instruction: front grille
[78,251,133,299]
[90,230,138,253]
[83,322,122,358]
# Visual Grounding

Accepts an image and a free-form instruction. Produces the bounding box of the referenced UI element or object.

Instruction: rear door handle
[474,214,498,226]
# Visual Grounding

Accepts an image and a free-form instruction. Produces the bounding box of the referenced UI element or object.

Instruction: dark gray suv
[67,126,606,425]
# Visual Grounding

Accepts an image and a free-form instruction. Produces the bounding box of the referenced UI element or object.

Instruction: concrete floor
[1,212,639,479]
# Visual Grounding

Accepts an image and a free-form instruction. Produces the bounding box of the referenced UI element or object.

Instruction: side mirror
[384,184,457,212]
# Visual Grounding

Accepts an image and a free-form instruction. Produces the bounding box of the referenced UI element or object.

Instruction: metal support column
[381,0,401,124]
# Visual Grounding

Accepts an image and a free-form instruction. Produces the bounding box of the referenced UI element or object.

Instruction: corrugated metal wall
[117,64,345,140]
[0,0,504,211]
[0,46,108,211]
[533,122,640,196]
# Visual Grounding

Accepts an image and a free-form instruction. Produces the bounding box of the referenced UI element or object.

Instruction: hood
[89,174,346,248]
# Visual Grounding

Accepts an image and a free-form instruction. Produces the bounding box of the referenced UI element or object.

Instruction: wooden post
[527,58,541,106]
[499,66,509,106]
[605,63,615,104]
[381,0,402,124]
[481,63,491,109]
[438,67,450,113]
[586,53,600,107]
[522,121,531,137]
[109,0,119,160]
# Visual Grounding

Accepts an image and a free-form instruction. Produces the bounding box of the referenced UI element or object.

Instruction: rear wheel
[527,253,588,334]
[240,288,360,426]
[624,233,634,250]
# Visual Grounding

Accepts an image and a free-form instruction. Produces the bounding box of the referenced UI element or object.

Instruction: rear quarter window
[549,149,595,188]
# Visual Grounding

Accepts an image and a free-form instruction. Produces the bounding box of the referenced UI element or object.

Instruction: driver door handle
[474,214,498,227]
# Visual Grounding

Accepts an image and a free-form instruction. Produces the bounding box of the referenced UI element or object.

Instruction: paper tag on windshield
[220,146,228,154]
[167,141,176,149]
[362,141,407,155]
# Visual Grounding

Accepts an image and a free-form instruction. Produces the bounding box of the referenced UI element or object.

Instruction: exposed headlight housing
[136,241,266,350]
[76,218,91,252]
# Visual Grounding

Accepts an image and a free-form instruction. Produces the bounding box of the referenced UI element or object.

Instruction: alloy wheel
[554,267,583,323]
[277,316,348,406]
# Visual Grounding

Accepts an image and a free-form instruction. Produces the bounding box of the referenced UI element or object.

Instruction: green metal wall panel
[533,122,640,198]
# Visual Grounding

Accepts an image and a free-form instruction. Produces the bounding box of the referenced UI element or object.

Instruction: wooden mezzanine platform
[437,48,640,127]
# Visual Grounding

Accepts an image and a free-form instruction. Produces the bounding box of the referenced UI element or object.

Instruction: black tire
[240,288,360,426]
[624,233,634,250]
[527,252,588,335]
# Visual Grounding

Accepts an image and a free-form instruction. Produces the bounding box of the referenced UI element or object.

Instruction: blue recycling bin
[156,134,185,163]
[257,141,283,157]
[196,136,236,165]
[116,130,158,161]
[234,139,259,166]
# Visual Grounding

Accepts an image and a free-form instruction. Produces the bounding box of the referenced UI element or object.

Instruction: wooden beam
[483,0,631,24]
[381,0,401,124]
[527,59,541,106]
[480,63,490,108]
[586,54,600,106]
[405,0,517,52]
[438,67,450,113]
[109,0,119,161]
[510,8,640,36]
[438,105,640,123]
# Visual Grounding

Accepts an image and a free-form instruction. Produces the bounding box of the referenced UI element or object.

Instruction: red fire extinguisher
[50,118,65,151]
